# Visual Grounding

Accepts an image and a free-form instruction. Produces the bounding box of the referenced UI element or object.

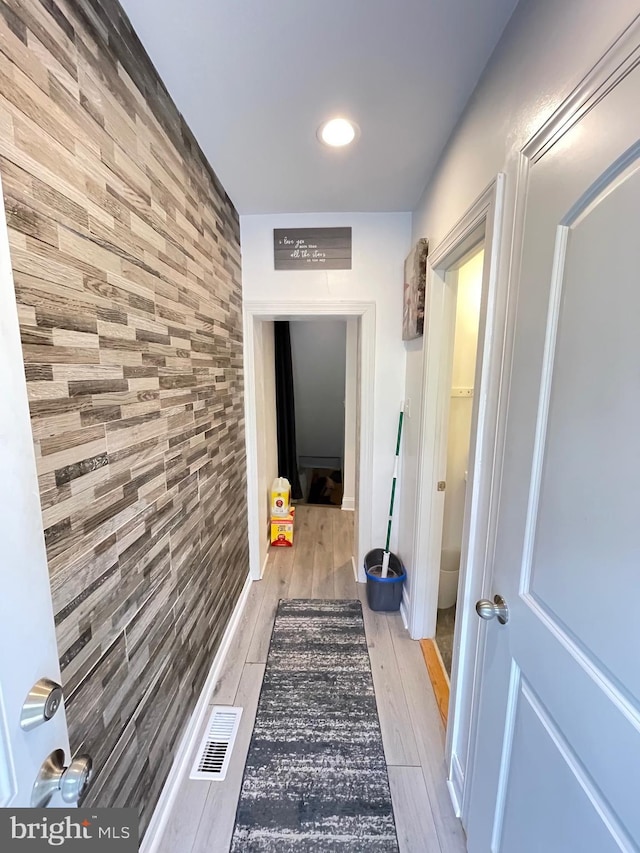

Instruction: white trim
[447,781,462,819]
[459,150,530,825]
[243,301,375,584]
[0,174,73,804]
[357,304,375,582]
[489,661,521,852]
[343,316,358,517]
[448,174,507,796]
[260,551,270,580]
[523,14,640,163]
[518,223,568,597]
[410,175,509,829]
[243,307,261,583]
[399,594,411,631]
[448,753,465,818]
[351,555,358,583]
[0,691,16,807]
[341,497,355,511]
[410,176,505,639]
[141,573,253,853]
[409,268,454,640]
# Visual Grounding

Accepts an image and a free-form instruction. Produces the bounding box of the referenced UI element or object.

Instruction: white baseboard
[448,753,464,818]
[447,780,462,818]
[140,573,253,853]
[341,496,355,511]
[400,593,411,632]
[351,555,358,582]
[260,550,269,579]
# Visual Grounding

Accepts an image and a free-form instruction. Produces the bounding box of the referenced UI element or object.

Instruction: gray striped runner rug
[230,598,399,852]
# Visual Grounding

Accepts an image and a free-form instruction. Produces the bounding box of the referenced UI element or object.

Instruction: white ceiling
[119,0,520,214]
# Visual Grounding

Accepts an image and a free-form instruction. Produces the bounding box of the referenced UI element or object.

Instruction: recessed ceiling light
[317,117,359,147]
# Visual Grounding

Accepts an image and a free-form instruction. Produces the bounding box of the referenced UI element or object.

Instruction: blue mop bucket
[364,548,406,612]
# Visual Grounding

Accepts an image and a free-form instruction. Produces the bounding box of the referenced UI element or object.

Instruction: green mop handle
[384,410,404,554]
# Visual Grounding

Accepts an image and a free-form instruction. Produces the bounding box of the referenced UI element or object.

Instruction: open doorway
[244,302,375,584]
[409,176,506,816]
[288,319,347,508]
[435,248,484,676]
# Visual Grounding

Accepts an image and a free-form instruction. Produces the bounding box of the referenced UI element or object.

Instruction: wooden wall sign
[274,227,352,270]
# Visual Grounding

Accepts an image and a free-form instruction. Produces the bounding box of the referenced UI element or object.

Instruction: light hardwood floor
[157,505,467,853]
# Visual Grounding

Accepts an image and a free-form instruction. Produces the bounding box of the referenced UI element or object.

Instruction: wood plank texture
[391,620,467,852]
[0,0,246,834]
[332,508,357,598]
[388,766,442,853]
[191,664,266,853]
[158,507,466,852]
[420,638,450,728]
[245,545,294,663]
[360,587,421,768]
[311,508,335,598]
[286,503,316,598]
[159,664,266,853]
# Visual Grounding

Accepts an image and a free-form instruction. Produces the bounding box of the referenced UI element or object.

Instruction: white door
[0,177,72,806]
[466,33,640,853]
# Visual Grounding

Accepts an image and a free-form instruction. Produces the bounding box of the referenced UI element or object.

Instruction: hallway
[157,505,467,852]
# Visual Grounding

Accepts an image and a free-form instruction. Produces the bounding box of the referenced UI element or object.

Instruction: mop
[381,408,404,578]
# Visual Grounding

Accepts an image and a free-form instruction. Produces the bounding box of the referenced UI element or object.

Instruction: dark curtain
[274,321,303,500]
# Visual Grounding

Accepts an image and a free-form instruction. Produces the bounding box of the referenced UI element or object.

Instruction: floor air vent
[189,706,243,781]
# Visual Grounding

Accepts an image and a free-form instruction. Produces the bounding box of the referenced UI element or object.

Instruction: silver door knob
[32,749,93,807]
[475,594,509,625]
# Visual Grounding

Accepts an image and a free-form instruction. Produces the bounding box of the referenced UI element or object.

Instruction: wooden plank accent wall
[0,0,248,831]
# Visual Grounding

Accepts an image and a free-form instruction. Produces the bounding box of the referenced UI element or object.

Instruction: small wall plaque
[403,237,429,340]
[274,227,352,270]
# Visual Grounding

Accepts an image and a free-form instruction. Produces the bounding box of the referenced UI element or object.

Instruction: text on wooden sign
[274,227,352,270]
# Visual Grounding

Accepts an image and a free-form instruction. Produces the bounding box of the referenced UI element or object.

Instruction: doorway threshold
[419,639,449,729]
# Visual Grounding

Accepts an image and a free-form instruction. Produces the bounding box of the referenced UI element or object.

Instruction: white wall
[290,320,346,463]
[399,0,639,603]
[241,213,412,557]
[253,320,278,571]
[395,0,639,809]
[441,251,483,560]
[343,318,358,510]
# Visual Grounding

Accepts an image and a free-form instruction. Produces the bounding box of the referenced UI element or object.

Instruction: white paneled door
[466,27,640,853]
[0,177,73,807]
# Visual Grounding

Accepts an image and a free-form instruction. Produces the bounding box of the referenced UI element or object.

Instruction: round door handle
[61,754,92,803]
[32,749,93,807]
[476,594,509,625]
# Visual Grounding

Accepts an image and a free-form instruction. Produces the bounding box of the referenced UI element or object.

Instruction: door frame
[0,173,71,804]
[243,301,375,582]
[409,175,507,814]
[465,17,640,847]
